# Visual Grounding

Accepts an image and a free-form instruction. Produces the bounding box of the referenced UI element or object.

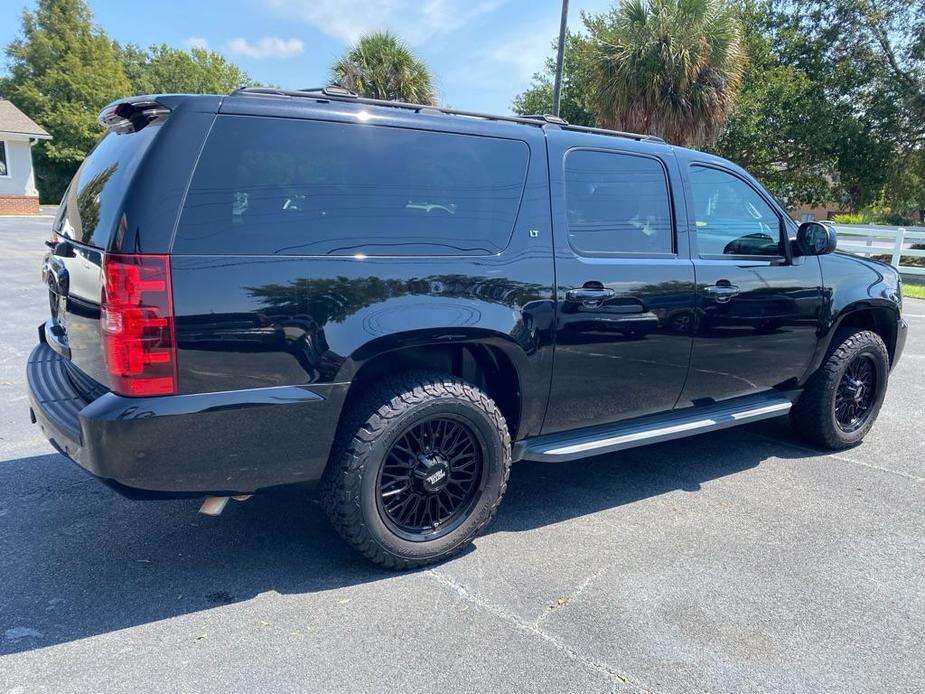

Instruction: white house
[0,98,51,215]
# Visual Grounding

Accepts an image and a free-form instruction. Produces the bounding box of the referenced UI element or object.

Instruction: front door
[542,136,696,435]
[678,163,823,406]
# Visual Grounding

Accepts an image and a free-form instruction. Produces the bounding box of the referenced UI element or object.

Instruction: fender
[804,252,903,378]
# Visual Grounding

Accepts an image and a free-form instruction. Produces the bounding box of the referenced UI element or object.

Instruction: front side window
[689,165,783,257]
[0,141,8,176]
[175,116,530,256]
[564,149,674,255]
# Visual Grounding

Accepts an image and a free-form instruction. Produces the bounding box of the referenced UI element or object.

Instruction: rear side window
[56,125,161,249]
[174,116,530,256]
[564,149,674,255]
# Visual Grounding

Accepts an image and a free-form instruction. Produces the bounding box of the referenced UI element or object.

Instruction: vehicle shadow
[0,418,820,656]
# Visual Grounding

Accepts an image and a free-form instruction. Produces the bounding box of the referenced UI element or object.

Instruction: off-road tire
[320,372,511,569]
[791,329,889,450]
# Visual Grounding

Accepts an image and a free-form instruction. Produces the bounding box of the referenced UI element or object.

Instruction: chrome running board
[514,393,796,463]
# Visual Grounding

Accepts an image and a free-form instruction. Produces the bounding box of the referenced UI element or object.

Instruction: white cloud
[451,21,554,90]
[184,36,209,51]
[266,0,506,45]
[479,31,552,82]
[227,36,305,59]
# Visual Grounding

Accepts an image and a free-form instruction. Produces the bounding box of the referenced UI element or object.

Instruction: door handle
[566,286,615,306]
[703,283,740,303]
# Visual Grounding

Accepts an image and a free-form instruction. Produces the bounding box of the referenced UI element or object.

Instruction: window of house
[564,149,674,255]
[0,141,8,177]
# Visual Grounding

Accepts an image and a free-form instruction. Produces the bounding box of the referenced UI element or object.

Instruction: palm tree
[589,0,744,147]
[331,32,436,105]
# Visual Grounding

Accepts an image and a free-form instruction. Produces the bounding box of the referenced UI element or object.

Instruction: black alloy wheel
[377,416,484,540]
[790,329,889,450]
[321,372,511,569]
[834,354,878,432]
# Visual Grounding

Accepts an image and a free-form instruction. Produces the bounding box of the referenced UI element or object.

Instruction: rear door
[542,131,696,434]
[39,96,220,394]
[677,160,823,405]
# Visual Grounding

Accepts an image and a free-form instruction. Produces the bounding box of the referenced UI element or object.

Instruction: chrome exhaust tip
[198,494,253,516]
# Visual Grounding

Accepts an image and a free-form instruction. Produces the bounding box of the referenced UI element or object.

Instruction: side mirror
[796,221,837,256]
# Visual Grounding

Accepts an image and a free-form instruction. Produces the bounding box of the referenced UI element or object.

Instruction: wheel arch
[335,330,527,441]
[813,301,901,373]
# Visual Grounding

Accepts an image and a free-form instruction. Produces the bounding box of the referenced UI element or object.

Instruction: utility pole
[551,0,570,117]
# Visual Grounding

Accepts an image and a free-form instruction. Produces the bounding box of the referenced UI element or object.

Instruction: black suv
[28,88,907,568]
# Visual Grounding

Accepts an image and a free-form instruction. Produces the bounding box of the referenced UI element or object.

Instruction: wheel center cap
[846,379,865,402]
[414,454,450,494]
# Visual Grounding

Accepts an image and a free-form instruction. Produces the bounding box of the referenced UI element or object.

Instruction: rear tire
[791,329,889,450]
[320,372,511,569]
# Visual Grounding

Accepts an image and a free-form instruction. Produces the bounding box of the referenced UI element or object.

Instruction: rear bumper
[27,342,348,498]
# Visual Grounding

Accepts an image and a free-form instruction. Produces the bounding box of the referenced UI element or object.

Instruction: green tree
[825,0,925,127]
[709,1,839,207]
[119,43,252,95]
[711,0,919,212]
[331,32,436,104]
[1,0,131,202]
[589,0,745,146]
[782,0,925,214]
[513,1,745,146]
[514,0,925,214]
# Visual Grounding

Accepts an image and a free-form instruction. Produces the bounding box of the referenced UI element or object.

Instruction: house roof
[0,99,51,139]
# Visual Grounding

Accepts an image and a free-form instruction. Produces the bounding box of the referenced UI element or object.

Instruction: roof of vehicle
[112,89,761,195]
[224,86,666,146]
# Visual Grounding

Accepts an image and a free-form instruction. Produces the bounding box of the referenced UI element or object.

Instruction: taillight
[101,254,177,396]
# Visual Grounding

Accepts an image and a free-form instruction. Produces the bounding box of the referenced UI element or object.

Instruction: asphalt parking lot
[1,213,922,693]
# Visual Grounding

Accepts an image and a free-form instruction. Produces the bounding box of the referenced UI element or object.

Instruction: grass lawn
[904,283,925,299]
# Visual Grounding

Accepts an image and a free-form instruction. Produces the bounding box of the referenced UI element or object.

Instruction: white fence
[832,224,925,277]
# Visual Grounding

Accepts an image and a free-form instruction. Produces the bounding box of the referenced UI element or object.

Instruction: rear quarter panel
[169,111,556,439]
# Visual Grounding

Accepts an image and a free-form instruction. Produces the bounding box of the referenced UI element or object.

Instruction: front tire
[791,329,889,450]
[321,372,511,569]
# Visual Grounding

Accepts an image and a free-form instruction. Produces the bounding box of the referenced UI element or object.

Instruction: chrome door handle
[566,287,615,306]
[704,284,740,303]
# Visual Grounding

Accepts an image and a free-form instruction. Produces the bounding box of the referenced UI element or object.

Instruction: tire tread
[791,329,888,450]
[320,371,511,569]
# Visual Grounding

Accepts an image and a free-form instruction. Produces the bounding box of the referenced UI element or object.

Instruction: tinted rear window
[565,149,674,255]
[56,124,161,249]
[173,116,530,256]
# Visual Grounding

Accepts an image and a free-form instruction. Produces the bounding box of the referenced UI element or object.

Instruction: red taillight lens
[101,253,177,396]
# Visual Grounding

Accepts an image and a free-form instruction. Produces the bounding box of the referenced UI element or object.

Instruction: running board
[514,393,796,463]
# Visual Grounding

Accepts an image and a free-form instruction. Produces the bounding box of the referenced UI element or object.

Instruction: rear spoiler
[97,99,171,133]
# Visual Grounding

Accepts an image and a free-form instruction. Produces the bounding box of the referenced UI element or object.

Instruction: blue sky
[2,0,615,114]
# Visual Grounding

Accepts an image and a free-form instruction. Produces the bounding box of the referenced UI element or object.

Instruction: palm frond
[331,31,436,105]
[589,0,744,147]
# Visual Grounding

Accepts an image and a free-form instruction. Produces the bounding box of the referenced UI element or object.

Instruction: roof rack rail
[520,113,569,125]
[229,86,663,143]
[561,123,665,142]
[294,85,358,98]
